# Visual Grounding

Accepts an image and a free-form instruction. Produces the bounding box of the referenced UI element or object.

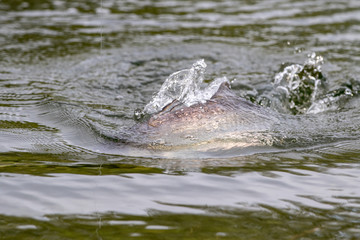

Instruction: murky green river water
[1,0,360,239]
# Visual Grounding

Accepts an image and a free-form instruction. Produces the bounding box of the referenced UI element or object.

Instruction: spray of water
[139,53,358,119]
[142,59,229,115]
[270,52,327,114]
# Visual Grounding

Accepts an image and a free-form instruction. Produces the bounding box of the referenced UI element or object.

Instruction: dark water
[1,0,360,239]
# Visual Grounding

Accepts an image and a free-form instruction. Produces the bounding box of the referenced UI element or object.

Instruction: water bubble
[344,88,352,96]
[294,47,304,54]
[134,109,144,121]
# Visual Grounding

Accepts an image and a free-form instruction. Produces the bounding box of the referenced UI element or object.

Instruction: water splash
[138,54,358,121]
[252,53,327,114]
[307,79,360,114]
[252,52,360,115]
[142,59,229,115]
[272,52,326,114]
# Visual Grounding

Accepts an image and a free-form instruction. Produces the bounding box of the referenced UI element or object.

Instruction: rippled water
[1,0,360,239]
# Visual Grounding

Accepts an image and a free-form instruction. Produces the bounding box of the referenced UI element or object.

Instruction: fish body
[130,82,279,151]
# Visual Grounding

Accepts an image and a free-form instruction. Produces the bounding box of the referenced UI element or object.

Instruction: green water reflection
[0,152,163,176]
[1,208,359,240]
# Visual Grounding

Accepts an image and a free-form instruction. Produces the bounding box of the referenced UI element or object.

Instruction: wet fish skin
[129,82,279,151]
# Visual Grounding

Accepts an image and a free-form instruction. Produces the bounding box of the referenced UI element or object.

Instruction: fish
[127,81,280,152]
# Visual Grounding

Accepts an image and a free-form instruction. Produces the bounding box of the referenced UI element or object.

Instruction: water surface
[1,0,360,239]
